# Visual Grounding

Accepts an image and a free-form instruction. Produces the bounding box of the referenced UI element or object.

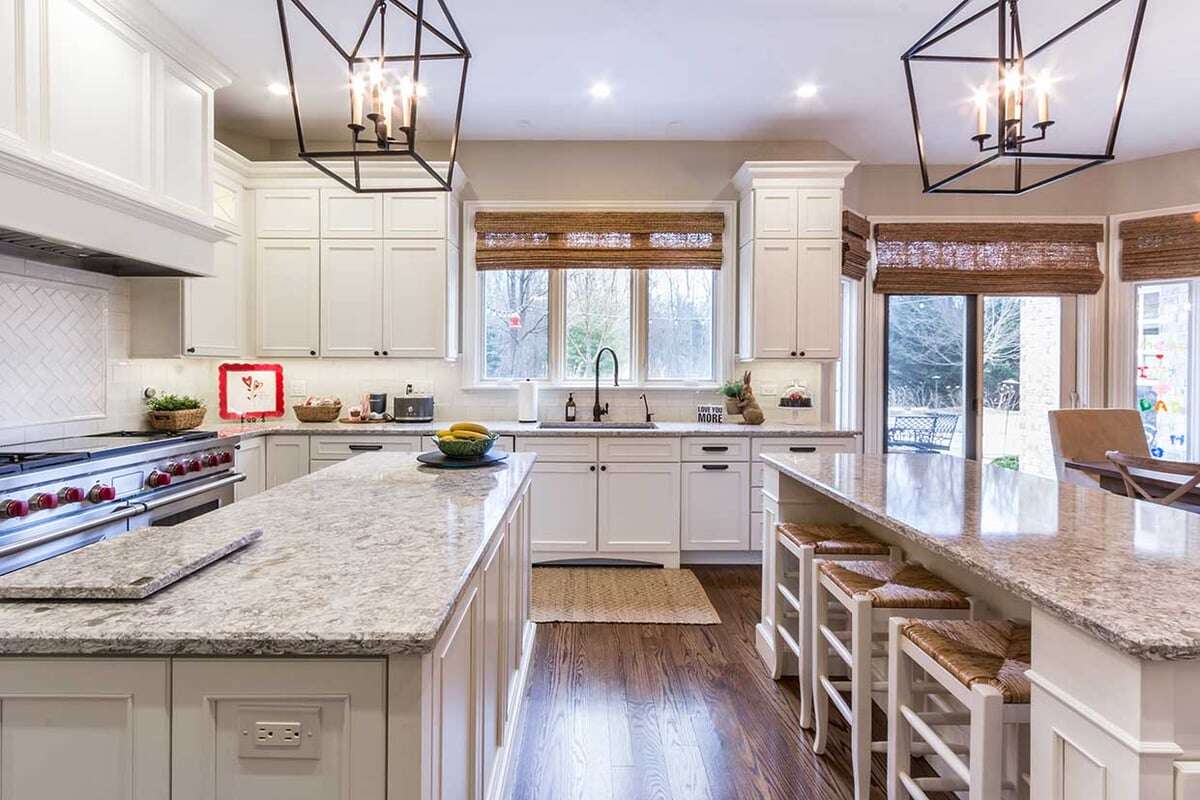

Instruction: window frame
[463,201,736,390]
[1128,278,1200,461]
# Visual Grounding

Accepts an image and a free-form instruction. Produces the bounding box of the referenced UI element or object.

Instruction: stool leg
[850,596,873,800]
[798,546,814,730]
[969,685,1004,800]
[886,618,912,800]
[811,564,830,755]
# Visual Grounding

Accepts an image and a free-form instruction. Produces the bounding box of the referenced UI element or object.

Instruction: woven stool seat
[901,619,1032,704]
[818,560,969,610]
[775,523,890,556]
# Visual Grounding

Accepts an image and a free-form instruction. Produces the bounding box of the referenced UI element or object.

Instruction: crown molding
[231,157,470,193]
[733,160,860,192]
[93,0,234,89]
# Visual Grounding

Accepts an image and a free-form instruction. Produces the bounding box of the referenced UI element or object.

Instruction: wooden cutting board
[0,525,262,600]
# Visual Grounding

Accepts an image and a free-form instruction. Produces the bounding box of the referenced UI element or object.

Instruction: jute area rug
[531,567,720,625]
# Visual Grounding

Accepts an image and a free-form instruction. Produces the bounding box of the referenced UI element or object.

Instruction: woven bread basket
[294,404,342,423]
[146,407,207,432]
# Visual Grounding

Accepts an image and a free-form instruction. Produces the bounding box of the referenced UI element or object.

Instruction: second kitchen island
[0,452,535,800]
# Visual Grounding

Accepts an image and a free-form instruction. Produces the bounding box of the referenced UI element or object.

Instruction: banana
[449,422,491,435]
[436,429,454,438]
[451,430,488,441]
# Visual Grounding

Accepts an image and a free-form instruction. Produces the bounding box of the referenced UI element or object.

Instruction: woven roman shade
[474,211,725,271]
[842,210,870,281]
[1119,212,1200,282]
[873,222,1105,295]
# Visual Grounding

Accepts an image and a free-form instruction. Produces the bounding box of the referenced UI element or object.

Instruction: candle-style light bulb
[1003,69,1023,123]
[350,76,365,127]
[398,75,414,128]
[973,89,989,137]
[381,88,395,140]
[1035,71,1052,124]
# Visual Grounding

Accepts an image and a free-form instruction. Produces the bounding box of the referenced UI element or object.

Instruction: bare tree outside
[483,270,549,379]
[647,270,715,381]
[564,270,631,380]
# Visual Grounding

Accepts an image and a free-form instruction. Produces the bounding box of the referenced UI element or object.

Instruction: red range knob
[186,459,202,473]
[166,462,186,477]
[202,454,220,468]
[59,486,85,504]
[1,499,30,519]
[88,485,117,503]
[218,451,233,465]
[148,471,172,488]
[30,492,58,511]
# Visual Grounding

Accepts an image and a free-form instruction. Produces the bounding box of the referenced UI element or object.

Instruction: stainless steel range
[0,431,243,576]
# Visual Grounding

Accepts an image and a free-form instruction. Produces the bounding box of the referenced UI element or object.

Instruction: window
[835,278,860,428]
[482,270,550,380]
[563,269,632,380]
[1134,281,1194,460]
[647,270,716,382]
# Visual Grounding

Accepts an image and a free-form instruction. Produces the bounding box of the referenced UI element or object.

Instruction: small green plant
[146,393,203,412]
[719,379,744,399]
[991,455,1020,471]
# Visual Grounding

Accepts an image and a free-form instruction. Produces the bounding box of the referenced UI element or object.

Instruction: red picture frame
[218,363,285,421]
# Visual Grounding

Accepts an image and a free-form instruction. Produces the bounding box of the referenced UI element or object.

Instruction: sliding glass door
[1133,281,1196,461]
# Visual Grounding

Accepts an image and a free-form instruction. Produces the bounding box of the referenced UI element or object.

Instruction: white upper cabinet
[752,189,799,239]
[383,239,447,358]
[257,239,320,357]
[211,175,241,233]
[160,64,210,213]
[321,189,384,239]
[752,241,800,359]
[797,190,840,238]
[184,237,241,356]
[383,193,450,240]
[795,240,842,359]
[0,0,19,145]
[321,240,384,357]
[255,188,320,238]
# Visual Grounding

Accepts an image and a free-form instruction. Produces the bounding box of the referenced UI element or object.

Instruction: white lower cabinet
[265,435,311,489]
[598,462,680,552]
[171,659,387,800]
[480,521,508,796]
[234,436,266,501]
[431,580,480,800]
[681,462,751,550]
[527,461,598,552]
[0,659,170,800]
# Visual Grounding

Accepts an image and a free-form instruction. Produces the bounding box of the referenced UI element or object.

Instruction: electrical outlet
[237,705,321,760]
[256,721,303,746]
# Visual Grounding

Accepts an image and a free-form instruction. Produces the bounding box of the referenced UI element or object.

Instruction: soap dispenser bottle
[565,393,577,422]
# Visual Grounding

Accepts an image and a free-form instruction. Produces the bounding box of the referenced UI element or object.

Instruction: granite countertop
[763,452,1200,661]
[0,453,535,657]
[202,419,860,440]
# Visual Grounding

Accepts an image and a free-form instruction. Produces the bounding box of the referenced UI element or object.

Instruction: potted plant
[720,379,744,415]
[146,393,207,432]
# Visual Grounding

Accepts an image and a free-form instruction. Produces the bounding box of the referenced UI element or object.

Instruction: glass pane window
[563,269,632,380]
[1135,282,1191,460]
[646,270,715,381]
[482,270,550,380]
[981,297,1061,479]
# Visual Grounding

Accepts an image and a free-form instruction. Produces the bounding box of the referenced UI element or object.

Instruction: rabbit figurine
[736,371,765,425]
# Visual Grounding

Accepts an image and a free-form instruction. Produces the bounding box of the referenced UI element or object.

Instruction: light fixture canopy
[901,0,1149,195]
[275,0,470,193]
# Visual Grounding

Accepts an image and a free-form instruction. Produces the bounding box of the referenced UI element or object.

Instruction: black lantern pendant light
[275,0,470,192]
[902,0,1149,195]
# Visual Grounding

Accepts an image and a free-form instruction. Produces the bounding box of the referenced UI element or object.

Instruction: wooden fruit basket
[146,407,207,432]
[294,404,342,423]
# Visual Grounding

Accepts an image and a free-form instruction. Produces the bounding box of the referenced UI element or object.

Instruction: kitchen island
[759,452,1200,799]
[0,452,535,800]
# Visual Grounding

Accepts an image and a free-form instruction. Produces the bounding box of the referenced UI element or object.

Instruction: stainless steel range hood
[0,226,199,278]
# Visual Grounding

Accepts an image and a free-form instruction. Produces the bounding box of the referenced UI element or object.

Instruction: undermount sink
[537,421,658,429]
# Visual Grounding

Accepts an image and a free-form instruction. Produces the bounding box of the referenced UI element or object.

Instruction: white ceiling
[151,0,1200,164]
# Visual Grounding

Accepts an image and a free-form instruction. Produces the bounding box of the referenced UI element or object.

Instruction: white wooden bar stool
[772,522,901,729]
[887,618,1031,800]
[812,559,975,800]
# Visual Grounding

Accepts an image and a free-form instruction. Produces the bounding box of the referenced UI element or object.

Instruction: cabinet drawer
[682,437,750,462]
[310,435,421,461]
[752,437,858,461]
[751,462,764,487]
[421,436,514,455]
[515,437,597,463]
[598,437,681,463]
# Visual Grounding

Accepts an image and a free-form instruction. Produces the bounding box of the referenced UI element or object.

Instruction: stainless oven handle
[0,504,145,559]
[138,473,246,512]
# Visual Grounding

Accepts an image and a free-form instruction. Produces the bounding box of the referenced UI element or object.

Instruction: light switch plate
[237,704,321,760]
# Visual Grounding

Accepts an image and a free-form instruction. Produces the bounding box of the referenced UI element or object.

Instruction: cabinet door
[255,188,320,238]
[753,240,799,359]
[681,462,751,550]
[184,236,241,357]
[321,240,384,357]
[257,240,320,357]
[265,435,310,489]
[795,240,842,359]
[234,438,266,501]
[432,581,480,800]
[382,239,446,358]
[796,190,840,238]
[320,188,383,238]
[480,525,507,795]
[753,188,798,238]
[383,193,446,239]
[598,462,680,552]
[528,462,597,553]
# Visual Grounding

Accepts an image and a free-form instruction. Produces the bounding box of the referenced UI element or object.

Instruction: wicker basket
[146,407,207,432]
[294,404,342,423]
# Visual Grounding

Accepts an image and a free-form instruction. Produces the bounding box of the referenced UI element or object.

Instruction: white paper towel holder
[517,379,539,423]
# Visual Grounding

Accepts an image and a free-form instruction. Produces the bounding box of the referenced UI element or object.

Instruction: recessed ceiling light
[795,83,819,99]
[589,81,612,100]
[267,82,290,97]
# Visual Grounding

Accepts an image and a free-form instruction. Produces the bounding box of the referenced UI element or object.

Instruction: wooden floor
[508,565,939,800]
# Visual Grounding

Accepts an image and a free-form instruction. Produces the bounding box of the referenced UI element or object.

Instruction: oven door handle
[0,504,145,559]
[138,473,246,513]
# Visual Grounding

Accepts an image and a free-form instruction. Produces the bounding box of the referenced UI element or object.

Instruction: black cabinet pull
[382,350,389,356]
[799,350,806,357]
[186,346,195,353]
[589,465,596,472]
[600,465,607,472]
[348,444,384,452]
[701,464,729,471]
[374,350,380,356]
[789,446,816,453]
[701,445,729,452]
[790,350,797,357]
[309,349,317,356]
